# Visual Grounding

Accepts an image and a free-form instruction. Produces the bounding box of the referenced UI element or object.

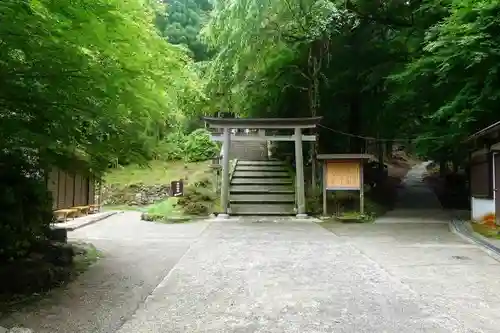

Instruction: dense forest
[1,0,499,260]
[203,0,500,162]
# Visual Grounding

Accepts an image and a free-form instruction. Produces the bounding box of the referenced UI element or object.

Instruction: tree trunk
[439,160,447,177]
[348,96,362,153]
[385,141,393,159]
[377,140,384,171]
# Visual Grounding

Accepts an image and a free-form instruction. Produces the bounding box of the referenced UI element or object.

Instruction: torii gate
[203,116,322,218]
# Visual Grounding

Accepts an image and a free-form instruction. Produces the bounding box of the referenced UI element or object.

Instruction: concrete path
[4,208,500,332]
[376,161,451,223]
[0,212,210,333]
[113,220,500,333]
[324,222,500,332]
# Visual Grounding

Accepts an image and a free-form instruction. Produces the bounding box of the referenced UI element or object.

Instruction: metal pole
[295,127,307,217]
[220,128,231,218]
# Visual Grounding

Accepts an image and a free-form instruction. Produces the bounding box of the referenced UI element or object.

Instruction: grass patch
[105,160,211,188]
[335,211,372,223]
[141,185,217,223]
[142,197,188,222]
[72,242,103,274]
[471,223,500,239]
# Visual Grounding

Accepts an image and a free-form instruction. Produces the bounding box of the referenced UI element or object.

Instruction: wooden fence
[46,168,99,210]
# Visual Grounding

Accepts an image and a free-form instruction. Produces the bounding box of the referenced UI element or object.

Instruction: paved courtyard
[2,212,500,332]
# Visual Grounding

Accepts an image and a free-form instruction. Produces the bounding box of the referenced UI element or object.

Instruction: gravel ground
[0,212,210,333]
[114,220,500,333]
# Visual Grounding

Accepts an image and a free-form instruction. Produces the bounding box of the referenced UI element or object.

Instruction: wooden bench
[88,204,101,214]
[71,205,90,217]
[53,208,79,222]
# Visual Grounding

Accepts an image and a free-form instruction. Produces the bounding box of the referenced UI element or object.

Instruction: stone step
[235,165,288,172]
[238,160,286,166]
[230,194,295,203]
[231,178,293,185]
[230,142,268,160]
[230,203,295,216]
[230,185,295,193]
[232,171,290,178]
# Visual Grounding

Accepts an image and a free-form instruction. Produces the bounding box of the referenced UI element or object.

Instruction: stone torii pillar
[219,127,231,218]
[295,127,306,217]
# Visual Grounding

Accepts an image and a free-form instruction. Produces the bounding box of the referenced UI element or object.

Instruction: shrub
[0,153,53,263]
[183,129,219,162]
[152,131,185,160]
[152,129,218,163]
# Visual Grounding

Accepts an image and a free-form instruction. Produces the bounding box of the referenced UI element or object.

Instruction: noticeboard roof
[317,154,373,160]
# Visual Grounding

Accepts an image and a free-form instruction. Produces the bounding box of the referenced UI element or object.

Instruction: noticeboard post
[317,154,372,216]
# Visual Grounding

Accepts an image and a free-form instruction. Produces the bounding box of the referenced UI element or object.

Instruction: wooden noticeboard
[325,160,361,190]
[317,154,371,217]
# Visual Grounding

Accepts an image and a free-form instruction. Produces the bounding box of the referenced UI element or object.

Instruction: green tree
[0,0,204,260]
[203,0,499,164]
[160,0,213,61]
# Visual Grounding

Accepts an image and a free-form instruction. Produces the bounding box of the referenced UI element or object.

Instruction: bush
[152,131,185,160]
[177,186,216,215]
[183,129,219,162]
[0,153,53,263]
[152,129,218,163]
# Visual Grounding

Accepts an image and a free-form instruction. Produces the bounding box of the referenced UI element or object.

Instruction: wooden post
[359,161,365,215]
[220,128,231,217]
[295,127,306,217]
[322,161,327,216]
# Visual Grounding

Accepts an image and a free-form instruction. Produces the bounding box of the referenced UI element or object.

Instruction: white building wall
[471,197,495,220]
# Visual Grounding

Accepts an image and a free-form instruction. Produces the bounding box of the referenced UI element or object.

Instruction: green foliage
[0,0,205,261]
[1,0,204,173]
[153,129,218,162]
[183,129,219,162]
[390,0,500,159]
[0,152,53,262]
[177,186,216,215]
[153,131,186,160]
[158,0,212,61]
[146,197,183,217]
[203,0,500,163]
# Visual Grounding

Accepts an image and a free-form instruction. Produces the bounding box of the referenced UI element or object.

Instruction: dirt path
[376,161,451,223]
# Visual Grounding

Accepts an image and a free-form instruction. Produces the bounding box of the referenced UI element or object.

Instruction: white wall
[471,197,495,220]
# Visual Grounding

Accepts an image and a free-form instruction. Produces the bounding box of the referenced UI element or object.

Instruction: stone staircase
[229,140,268,161]
[229,160,296,216]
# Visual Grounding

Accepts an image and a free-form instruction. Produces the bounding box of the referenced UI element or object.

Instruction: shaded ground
[424,163,470,211]
[376,161,452,223]
[0,212,209,333]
